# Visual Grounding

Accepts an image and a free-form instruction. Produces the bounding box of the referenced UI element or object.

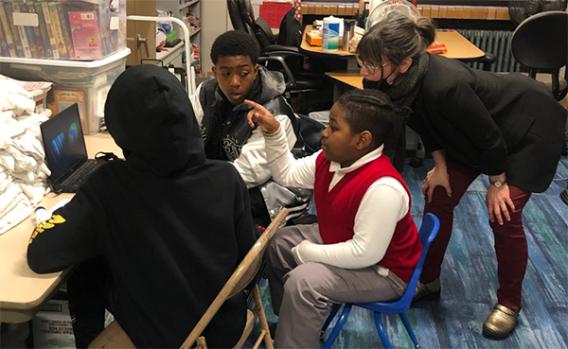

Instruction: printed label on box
[12,12,39,27]
[110,16,119,30]
[32,300,75,349]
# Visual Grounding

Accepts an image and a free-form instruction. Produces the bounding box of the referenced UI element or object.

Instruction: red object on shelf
[427,41,447,54]
[259,1,293,28]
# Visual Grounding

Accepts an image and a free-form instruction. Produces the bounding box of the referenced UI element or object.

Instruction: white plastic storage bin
[0,0,127,61]
[0,48,130,134]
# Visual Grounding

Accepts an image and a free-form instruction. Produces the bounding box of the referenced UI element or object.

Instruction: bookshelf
[156,0,201,75]
[126,0,202,76]
[0,0,127,61]
[0,0,129,134]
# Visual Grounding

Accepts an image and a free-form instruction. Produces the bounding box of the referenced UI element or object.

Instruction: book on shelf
[33,1,54,58]
[68,10,102,59]
[57,2,75,58]
[23,0,46,58]
[3,1,27,57]
[40,1,61,59]
[50,88,88,132]
[0,13,9,56]
[14,1,37,58]
[0,3,17,56]
[49,1,69,58]
[0,0,124,60]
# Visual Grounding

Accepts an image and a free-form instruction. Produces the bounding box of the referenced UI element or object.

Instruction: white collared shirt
[264,125,409,269]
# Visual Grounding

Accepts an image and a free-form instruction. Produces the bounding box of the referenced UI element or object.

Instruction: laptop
[40,104,105,193]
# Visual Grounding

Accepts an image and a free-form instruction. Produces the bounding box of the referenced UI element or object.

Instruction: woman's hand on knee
[422,164,452,203]
[486,184,516,225]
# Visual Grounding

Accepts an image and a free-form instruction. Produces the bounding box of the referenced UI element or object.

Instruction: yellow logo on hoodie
[29,214,66,244]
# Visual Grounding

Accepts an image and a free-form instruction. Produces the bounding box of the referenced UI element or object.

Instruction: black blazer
[408,54,566,193]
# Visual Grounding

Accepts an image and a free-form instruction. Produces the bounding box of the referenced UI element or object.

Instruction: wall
[201,0,231,75]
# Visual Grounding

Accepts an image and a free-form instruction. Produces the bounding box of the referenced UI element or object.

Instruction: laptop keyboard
[62,160,101,190]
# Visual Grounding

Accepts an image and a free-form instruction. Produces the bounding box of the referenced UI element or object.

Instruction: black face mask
[362,68,398,91]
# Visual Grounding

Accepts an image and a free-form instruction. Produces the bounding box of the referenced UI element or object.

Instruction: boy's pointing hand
[244,99,280,135]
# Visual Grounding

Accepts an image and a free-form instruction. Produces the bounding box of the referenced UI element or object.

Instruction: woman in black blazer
[357,10,566,339]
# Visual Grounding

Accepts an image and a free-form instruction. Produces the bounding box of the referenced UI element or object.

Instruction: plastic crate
[0,48,130,134]
[0,0,126,61]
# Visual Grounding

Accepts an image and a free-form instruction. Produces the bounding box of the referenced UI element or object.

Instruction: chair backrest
[296,114,326,156]
[396,213,440,307]
[277,8,302,47]
[227,0,248,33]
[255,17,277,48]
[234,0,301,51]
[237,0,257,33]
[511,11,567,70]
[179,208,288,349]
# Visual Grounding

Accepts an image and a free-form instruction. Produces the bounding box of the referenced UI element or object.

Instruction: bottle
[342,19,356,51]
[34,207,51,225]
[322,16,341,51]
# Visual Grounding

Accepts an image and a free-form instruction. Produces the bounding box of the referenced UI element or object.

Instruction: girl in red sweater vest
[244,90,421,348]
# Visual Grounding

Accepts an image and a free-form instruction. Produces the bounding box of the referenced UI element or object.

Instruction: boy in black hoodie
[27,65,255,348]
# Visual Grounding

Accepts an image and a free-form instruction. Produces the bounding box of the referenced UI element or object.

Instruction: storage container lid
[0,49,131,69]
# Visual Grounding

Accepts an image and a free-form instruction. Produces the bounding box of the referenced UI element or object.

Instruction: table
[304,27,486,82]
[325,30,486,94]
[435,30,485,60]
[301,24,355,58]
[301,24,358,70]
[0,133,121,324]
[302,26,484,60]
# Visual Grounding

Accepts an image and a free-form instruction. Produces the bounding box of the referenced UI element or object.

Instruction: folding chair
[180,208,288,349]
[89,208,288,349]
[320,213,440,349]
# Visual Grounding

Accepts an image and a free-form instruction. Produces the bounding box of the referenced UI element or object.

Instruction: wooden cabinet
[126,0,156,66]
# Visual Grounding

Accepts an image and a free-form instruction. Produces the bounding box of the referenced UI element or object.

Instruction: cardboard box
[32,300,75,349]
[306,30,322,46]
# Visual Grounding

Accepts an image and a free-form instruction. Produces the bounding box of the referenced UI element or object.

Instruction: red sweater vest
[314,153,422,282]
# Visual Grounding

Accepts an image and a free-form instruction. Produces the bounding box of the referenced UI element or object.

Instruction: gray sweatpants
[265,223,407,349]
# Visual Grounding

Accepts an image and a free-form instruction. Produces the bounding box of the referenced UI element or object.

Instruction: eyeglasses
[356,56,389,74]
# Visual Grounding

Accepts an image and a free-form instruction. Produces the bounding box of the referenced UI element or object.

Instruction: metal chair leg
[320,303,342,340]
[400,313,420,348]
[373,312,393,349]
[322,304,352,349]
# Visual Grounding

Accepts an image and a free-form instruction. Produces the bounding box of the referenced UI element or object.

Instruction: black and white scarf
[363,53,430,171]
[200,77,262,161]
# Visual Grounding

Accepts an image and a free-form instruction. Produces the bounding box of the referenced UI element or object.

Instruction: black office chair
[511,10,568,101]
[227,0,255,36]
[227,0,325,111]
[252,8,302,51]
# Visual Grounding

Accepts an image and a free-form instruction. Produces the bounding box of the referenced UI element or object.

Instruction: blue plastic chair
[320,213,440,349]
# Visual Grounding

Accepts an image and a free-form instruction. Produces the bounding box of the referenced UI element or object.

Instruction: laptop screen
[41,104,88,183]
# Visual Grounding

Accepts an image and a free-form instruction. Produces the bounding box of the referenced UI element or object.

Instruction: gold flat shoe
[483,304,520,339]
[413,278,441,304]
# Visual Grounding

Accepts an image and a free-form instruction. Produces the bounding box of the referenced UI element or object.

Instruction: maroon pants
[421,160,531,310]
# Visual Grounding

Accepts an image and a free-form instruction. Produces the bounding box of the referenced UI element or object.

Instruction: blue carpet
[258,157,568,348]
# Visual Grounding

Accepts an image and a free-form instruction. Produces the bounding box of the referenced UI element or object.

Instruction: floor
[261,156,568,349]
[2,157,566,349]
